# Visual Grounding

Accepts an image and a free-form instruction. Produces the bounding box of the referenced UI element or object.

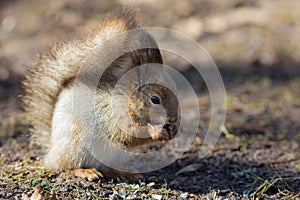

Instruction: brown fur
[22,9,179,178]
[22,9,141,137]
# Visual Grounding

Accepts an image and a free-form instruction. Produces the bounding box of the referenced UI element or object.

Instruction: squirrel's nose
[163,123,171,130]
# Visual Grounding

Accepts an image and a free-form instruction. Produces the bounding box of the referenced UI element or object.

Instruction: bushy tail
[22,9,140,136]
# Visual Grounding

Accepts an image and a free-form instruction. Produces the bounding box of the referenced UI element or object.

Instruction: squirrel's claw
[68,168,104,181]
[148,123,178,141]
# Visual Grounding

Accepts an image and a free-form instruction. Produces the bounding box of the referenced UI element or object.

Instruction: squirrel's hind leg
[43,87,90,171]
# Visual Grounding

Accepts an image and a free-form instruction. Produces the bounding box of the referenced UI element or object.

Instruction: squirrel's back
[22,10,141,137]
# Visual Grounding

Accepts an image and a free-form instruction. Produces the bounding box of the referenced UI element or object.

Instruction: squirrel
[22,9,179,180]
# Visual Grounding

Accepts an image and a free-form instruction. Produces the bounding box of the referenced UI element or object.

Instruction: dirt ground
[1,0,300,199]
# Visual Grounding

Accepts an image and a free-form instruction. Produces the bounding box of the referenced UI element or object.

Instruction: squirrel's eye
[151,96,160,104]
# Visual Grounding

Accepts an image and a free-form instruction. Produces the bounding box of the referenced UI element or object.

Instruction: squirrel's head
[127,83,179,141]
[107,50,179,145]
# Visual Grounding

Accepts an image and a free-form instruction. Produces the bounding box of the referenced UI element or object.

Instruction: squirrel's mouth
[147,122,176,140]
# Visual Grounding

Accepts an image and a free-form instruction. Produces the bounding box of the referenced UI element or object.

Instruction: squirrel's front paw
[148,123,178,141]
[67,168,103,181]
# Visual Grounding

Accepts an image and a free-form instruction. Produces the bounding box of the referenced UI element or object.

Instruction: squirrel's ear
[92,9,163,83]
[100,34,163,82]
[104,52,136,81]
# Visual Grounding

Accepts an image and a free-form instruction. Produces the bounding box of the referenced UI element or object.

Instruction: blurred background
[1,0,299,141]
[0,0,300,198]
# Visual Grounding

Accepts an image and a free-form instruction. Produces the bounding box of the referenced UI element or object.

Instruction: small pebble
[120,188,126,197]
[243,189,251,197]
[110,192,124,200]
[180,192,189,199]
[151,194,162,200]
[147,182,155,187]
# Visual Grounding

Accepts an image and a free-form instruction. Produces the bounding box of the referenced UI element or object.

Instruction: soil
[1,0,300,199]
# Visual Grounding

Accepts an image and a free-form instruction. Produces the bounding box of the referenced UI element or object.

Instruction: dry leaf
[22,186,42,200]
[21,186,59,200]
[175,163,203,175]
